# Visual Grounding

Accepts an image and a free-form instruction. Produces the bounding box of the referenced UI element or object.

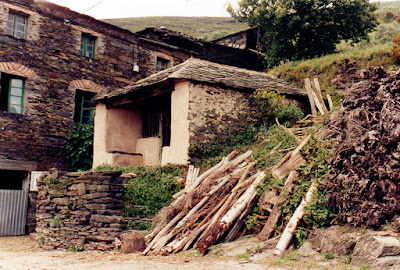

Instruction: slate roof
[96,58,306,102]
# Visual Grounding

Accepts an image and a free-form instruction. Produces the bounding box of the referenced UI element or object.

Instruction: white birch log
[273,182,318,256]
[149,174,233,255]
[143,211,185,255]
[197,171,265,253]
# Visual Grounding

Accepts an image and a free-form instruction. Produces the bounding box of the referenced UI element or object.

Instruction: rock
[352,233,400,269]
[298,241,319,256]
[76,183,86,196]
[90,215,124,224]
[391,216,400,233]
[51,198,69,205]
[308,227,358,256]
[120,232,146,253]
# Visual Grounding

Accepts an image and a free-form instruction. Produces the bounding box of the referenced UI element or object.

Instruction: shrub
[253,88,304,127]
[66,123,93,171]
[123,165,184,218]
[392,33,400,64]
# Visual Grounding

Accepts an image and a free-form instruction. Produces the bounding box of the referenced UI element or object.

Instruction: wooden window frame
[156,57,170,72]
[81,34,96,59]
[0,73,25,114]
[74,90,94,124]
[7,12,27,39]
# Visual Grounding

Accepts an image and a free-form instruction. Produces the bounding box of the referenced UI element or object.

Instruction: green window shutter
[74,90,94,124]
[81,34,96,59]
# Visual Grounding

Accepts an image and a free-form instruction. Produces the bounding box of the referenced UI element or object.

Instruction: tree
[228,0,378,67]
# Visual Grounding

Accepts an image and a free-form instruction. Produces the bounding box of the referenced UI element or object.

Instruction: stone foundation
[35,171,127,251]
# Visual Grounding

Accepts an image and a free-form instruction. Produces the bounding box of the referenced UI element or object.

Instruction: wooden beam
[0,159,37,171]
[304,78,317,116]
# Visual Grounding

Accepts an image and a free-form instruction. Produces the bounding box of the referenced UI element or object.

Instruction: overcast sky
[46,0,239,19]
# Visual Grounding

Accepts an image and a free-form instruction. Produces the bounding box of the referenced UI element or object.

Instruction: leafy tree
[228,0,378,67]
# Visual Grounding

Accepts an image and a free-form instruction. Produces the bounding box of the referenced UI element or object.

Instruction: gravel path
[0,236,269,270]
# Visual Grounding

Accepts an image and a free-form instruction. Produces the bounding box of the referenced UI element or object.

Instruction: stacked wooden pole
[143,150,265,255]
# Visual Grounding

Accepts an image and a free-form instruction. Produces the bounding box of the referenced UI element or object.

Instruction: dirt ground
[0,236,346,270]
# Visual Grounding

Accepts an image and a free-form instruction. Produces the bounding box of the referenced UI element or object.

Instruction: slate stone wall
[35,171,126,251]
[0,0,188,171]
[188,83,259,147]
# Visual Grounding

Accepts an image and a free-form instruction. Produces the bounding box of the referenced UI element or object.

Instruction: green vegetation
[50,215,63,227]
[103,17,248,40]
[268,42,396,97]
[229,0,377,67]
[253,89,304,127]
[95,164,184,230]
[66,123,93,171]
[68,245,83,252]
[324,252,336,260]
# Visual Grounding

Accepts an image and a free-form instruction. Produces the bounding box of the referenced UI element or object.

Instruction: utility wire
[81,0,105,15]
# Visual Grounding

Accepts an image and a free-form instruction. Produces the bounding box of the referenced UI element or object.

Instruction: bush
[66,123,93,171]
[392,33,400,64]
[123,165,184,218]
[253,88,304,127]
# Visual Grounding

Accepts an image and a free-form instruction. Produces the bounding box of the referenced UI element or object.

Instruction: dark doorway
[0,170,27,190]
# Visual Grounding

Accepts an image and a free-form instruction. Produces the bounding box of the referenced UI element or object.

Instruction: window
[141,94,171,146]
[7,12,27,39]
[156,57,169,72]
[74,90,95,123]
[81,34,96,59]
[0,73,25,114]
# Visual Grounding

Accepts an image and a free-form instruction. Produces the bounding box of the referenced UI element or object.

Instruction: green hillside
[103,17,249,41]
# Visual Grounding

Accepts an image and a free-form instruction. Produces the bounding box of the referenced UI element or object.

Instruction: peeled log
[197,171,266,254]
[272,135,311,179]
[273,182,318,256]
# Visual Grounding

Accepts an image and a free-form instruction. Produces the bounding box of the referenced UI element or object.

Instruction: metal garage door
[0,190,28,236]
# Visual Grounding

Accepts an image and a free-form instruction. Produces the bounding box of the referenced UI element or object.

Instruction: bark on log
[197,171,266,254]
[259,171,299,240]
[198,168,257,242]
[149,174,233,255]
[143,211,185,255]
[273,181,318,256]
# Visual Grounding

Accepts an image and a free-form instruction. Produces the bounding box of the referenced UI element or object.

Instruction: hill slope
[103,17,248,41]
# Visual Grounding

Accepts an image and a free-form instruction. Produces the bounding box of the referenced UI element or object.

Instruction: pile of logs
[143,150,266,255]
[143,77,334,256]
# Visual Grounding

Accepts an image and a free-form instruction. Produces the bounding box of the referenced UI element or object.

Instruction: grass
[268,42,397,97]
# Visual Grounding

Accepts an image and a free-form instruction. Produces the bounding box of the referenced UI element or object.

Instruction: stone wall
[188,82,259,147]
[35,171,126,251]
[0,0,189,171]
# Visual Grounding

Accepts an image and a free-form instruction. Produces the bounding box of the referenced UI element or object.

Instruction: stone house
[93,58,307,167]
[214,28,258,51]
[136,27,264,71]
[0,0,207,235]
